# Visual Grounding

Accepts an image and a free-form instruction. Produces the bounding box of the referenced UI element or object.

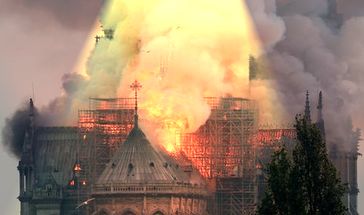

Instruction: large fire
[73,0,284,153]
[77,96,295,179]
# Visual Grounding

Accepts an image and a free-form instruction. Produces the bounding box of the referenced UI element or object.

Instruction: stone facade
[17,99,208,215]
[92,195,207,215]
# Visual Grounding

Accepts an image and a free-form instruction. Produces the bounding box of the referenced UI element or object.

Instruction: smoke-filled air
[3,0,364,155]
[93,0,281,152]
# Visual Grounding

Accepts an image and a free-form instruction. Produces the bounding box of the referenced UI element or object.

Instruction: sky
[0,0,364,214]
[0,0,102,213]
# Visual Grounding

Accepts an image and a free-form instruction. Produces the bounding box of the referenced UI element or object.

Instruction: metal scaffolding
[78,98,135,182]
[181,97,259,214]
[76,97,298,215]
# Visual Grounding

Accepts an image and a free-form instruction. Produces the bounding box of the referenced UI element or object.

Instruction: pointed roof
[20,98,35,164]
[130,80,142,128]
[304,91,311,123]
[316,91,325,139]
[97,80,190,184]
[96,125,190,184]
[317,91,323,120]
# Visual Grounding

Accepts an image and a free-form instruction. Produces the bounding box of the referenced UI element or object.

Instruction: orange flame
[74,0,284,154]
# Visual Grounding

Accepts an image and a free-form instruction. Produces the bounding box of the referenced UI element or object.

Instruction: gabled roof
[34,127,84,186]
[96,125,190,184]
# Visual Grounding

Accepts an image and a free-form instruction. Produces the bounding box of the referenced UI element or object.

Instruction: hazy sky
[0,0,363,214]
[0,0,102,213]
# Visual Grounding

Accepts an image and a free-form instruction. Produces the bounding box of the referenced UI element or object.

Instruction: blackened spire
[29,98,34,129]
[317,91,325,139]
[29,98,34,113]
[304,91,311,123]
[317,91,323,120]
[130,80,142,128]
[21,98,35,161]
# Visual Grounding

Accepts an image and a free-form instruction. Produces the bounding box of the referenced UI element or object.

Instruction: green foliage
[258,148,291,215]
[258,116,346,215]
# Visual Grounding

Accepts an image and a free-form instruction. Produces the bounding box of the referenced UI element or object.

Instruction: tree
[258,116,346,215]
[258,148,291,215]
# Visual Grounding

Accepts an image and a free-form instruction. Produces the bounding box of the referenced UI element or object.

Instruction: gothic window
[153,211,164,215]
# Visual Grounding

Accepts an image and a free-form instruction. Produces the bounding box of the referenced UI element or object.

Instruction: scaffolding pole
[181,97,258,214]
[78,98,135,182]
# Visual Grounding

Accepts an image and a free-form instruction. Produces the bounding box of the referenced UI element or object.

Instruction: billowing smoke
[96,0,284,151]
[2,102,36,158]
[247,0,364,150]
[3,0,363,155]
[40,73,88,125]
[338,0,364,19]
[0,0,104,157]
[21,0,282,152]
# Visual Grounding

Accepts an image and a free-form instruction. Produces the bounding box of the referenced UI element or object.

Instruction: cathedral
[17,90,359,215]
[17,96,209,215]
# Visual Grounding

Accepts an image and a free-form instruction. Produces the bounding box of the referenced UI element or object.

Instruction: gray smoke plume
[0,0,105,156]
[338,0,364,19]
[1,72,89,158]
[39,73,88,126]
[247,0,363,150]
[0,0,104,30]
[3,0,363,157]
[2,102,36,158]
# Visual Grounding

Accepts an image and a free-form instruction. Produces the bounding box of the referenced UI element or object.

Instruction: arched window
[153,211,164,215]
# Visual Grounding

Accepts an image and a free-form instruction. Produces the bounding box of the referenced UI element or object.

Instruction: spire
[317,91,325,139]
[29,98,35,131]
[130,80,142,128]
[28,98,35,151]
[29,98,34,113]
[317,91,323,120]
[304,91,311,123]
[21,98,35,161]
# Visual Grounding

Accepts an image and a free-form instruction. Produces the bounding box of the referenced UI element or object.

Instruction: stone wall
[92,194,207,215]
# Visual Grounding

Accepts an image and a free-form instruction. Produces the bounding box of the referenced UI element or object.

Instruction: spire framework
[317,91,323,120]
[304,91,311,123]
[317,91,325,139]
[130,80,142,127]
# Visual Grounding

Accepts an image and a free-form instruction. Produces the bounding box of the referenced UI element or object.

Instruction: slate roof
[96,125,191,184]
[34,127,82,186]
